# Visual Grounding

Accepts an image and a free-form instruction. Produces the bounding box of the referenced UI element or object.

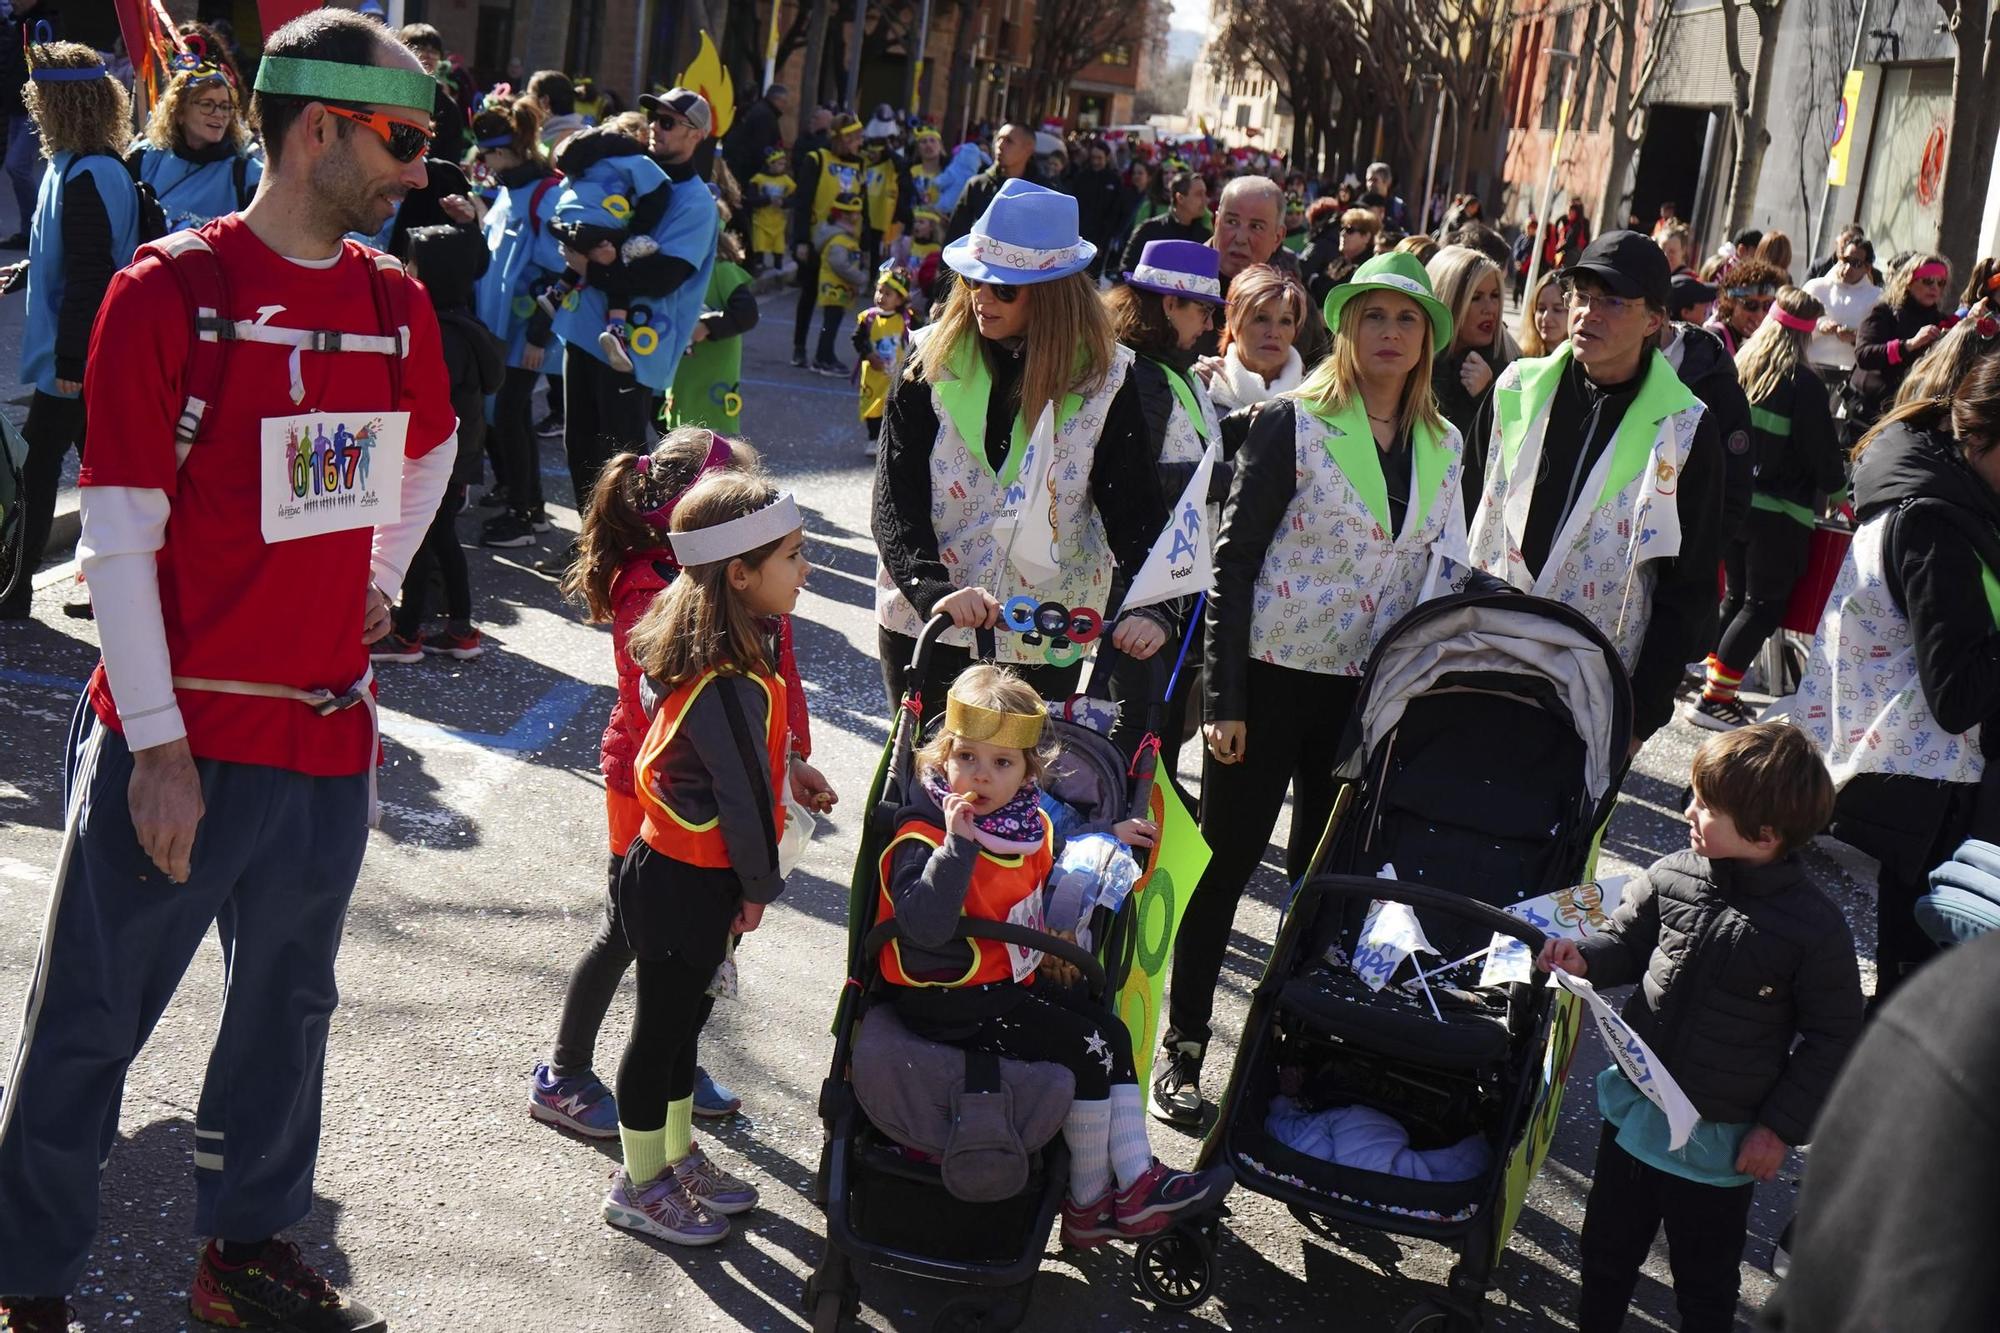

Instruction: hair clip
[634,455,652,475]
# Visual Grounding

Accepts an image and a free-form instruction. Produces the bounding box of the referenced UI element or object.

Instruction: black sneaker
[534,411,565,439]
[0,1297,79,1332]
[790,348,808,369]
[479,486,513,510]
[1689,696,1757,731]
[190,1240,384,1332]
[812,356,849,378]
[1150,1041,1204,1126]
[480,512,538,549]
[528,509,554,533]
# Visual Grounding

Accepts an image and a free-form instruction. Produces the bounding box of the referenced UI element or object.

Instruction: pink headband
[639,431,733,528]
[1770,307,1816,333]
[1913,262,1949,282]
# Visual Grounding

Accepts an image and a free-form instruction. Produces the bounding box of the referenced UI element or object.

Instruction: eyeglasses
[967,278,1021,303]
[1560,282,1639,315]
[652,112,690,132]
[322,105,431,163]
[1732,296,1775,313]
[189,97,233,117]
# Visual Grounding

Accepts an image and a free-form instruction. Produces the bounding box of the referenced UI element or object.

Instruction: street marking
[0,668,596,756]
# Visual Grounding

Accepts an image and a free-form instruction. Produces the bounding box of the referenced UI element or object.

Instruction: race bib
[262,411,407,544]
[1005,892,1046,983]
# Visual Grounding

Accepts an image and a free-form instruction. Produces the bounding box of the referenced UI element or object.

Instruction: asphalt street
[0,281,1884,1332]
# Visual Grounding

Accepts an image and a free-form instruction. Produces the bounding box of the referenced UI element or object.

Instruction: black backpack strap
[714,675,781,871]
[965,1047,1003,1095]
[232,153,251,210]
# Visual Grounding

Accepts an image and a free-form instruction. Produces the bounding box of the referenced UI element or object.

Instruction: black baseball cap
[1561,229,1671,308]
[1668,272,1718,309]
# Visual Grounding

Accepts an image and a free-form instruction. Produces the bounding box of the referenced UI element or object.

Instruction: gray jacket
[639,672,786,904]
[1575,850,1864,1144]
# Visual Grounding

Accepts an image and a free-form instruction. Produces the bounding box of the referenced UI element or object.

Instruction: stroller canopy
[1340,592,1633,809]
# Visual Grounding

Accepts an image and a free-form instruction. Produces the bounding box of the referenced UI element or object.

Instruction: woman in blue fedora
[872,176,1175,709]
[1103,238,1231,779]
[1153,251,1472,1125]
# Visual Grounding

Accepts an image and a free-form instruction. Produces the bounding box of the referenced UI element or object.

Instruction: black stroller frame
[805,614,1221,1332]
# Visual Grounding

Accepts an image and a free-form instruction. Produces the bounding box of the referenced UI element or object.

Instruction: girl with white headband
[598,473,811,1247]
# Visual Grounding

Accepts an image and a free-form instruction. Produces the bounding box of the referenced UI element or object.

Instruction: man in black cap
[1468,230,1723,747]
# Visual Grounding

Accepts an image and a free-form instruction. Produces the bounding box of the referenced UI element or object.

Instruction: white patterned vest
[1247,399,1468,676]
[1788,515,1986,788]
[1468,346,1705,667]
[1156,363,1218,469]
[874,342,1135,665]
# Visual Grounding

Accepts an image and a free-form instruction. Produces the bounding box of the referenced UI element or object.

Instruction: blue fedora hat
[1125,238,1223,304]
[943,178,1096,286]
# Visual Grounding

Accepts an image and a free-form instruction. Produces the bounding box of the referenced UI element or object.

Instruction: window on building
[1099,43,1132,66]
[1541,11,1573,132]
[1511,20,1542,128]
[1235,102,1252,128]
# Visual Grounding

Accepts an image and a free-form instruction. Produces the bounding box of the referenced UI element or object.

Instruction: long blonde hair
[1292,289,1447,438]
[1885,251,1949,309]
[909,274,1114,427]
[1517,269,1564,358]
[1734,286,1821,405]
[1426,245,1503,360]
[1893,317,2000,409]
[144,68,253,152]
[624,473,790,685]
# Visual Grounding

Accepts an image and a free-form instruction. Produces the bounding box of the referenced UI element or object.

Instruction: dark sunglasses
[967,278,1021,303]
[652,112,690,132]
[323,105,431,163]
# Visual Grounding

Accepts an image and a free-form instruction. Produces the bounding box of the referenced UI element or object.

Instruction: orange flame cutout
[677,32,734,140]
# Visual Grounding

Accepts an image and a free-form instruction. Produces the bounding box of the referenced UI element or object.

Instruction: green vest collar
[934,342,1085,486]
[1146,357,1212,442]
[1304,395,1449,535]
[1495,344,1698,511]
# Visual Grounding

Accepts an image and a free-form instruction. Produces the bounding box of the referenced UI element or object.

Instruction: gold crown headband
[944,693,1047,750]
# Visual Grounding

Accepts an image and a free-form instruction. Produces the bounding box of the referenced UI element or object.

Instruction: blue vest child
[22,152,142,399]
[477,173,567,374]
[134,144,262,234]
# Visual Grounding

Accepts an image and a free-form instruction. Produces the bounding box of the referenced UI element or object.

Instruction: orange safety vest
[875,811,1054,987]
[635,668,788,867]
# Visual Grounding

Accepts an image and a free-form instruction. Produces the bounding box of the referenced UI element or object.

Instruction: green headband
[253,56,436,115]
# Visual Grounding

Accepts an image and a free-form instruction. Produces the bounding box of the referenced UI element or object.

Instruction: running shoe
[692,1067,742,1117]
[535,411,565,438]
[790,348,808,369]
[0,1298,79,1333]
[188,1239,385,1331]
[528,509,554,533]
[479,512,538,548]
[1690,696,1757,731]
[1110,1159,1231,1239]
[1058,1191,1117,1249]
[527,1062,619,1139]
[811,356,850,378]
[603,1167,730,1246]
[599,326,636,374]
[423,627,485,660]
[671,1142,758,1215]
[368,632,423,664]
[1150,1042,1204,1126]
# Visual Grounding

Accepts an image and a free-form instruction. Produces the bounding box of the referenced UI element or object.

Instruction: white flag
[1118,439,1218,614]
[992,402,1061,587]
[1351,898,1437,992]
[1553,971,1702,1151]
[1478,877,1629,988]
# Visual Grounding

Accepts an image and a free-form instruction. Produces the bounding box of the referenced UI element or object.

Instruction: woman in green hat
[1153,250,1471,1126]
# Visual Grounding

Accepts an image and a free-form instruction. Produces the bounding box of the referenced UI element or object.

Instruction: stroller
[805,614,1221,1332]
[1198,590,1633,1333]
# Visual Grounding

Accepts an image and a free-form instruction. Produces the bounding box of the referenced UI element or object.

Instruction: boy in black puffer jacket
[1540,722,1864,1333]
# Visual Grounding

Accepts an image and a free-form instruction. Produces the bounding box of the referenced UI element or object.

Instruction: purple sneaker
[672,1141,758,1215]
[528,1062,619,1139]
[603,1167,730,1246]
[1111,1159,1232,1238]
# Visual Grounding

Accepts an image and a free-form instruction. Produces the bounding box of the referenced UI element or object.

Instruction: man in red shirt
[0,11,455,1332]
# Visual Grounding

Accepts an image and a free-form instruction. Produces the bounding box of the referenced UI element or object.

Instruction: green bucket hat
[1321,251,1454,354]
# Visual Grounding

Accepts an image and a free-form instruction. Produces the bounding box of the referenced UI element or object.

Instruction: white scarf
[1210,344,1305,412]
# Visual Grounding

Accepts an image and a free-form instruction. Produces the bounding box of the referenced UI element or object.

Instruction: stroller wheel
[1287,1202,1341,1241]
[811,1289,847,1333]
[1393,1298,1482,1333]
[1133,1227,1215,1310]
[930,1289,1027,1333]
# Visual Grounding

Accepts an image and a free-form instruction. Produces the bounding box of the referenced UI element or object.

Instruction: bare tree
[1592,0,1673,233]
[1934,0,2000,276]
[1023,0,1151,123]
[1716,0,1786,233]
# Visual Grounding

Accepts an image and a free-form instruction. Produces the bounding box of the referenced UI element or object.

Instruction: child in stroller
[877,665,1232,1248]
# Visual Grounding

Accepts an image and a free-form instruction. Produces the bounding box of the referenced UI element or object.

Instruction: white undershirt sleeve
[370,426,458,601]
[77,486,185,751]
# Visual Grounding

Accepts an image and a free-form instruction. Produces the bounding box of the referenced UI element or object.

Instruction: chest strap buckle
[309,330,344,354]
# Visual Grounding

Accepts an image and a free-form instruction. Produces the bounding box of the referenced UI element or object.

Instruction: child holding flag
[1538,722,1864,1333]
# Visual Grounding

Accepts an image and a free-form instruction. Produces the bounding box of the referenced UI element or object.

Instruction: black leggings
[549,856,639,1077]
[812,303,846,362]
[877,624,1085,719]
[617,958,716,1131]
[2,390,86,615]
[793,245,820,354]
[1164,659,1360,1051]
[493,365,546,516]
[895,984,1136,1101]
[393,482,470,635]
[1716,505,1810,673]
[562,351,653,513]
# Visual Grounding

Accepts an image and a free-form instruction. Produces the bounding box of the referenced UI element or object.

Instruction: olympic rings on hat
[629,326,661,356]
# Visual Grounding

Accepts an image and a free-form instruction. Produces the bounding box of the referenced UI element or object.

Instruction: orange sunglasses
[322,105,432,163]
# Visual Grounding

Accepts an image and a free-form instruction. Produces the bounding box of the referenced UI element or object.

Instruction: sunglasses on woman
[967,278,1021,303]
[322,105,432,164]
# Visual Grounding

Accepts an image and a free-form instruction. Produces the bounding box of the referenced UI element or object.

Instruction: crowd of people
[3,6,2000,1333]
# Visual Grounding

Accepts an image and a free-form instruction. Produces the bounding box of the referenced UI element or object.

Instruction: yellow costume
[748,171,795,255]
